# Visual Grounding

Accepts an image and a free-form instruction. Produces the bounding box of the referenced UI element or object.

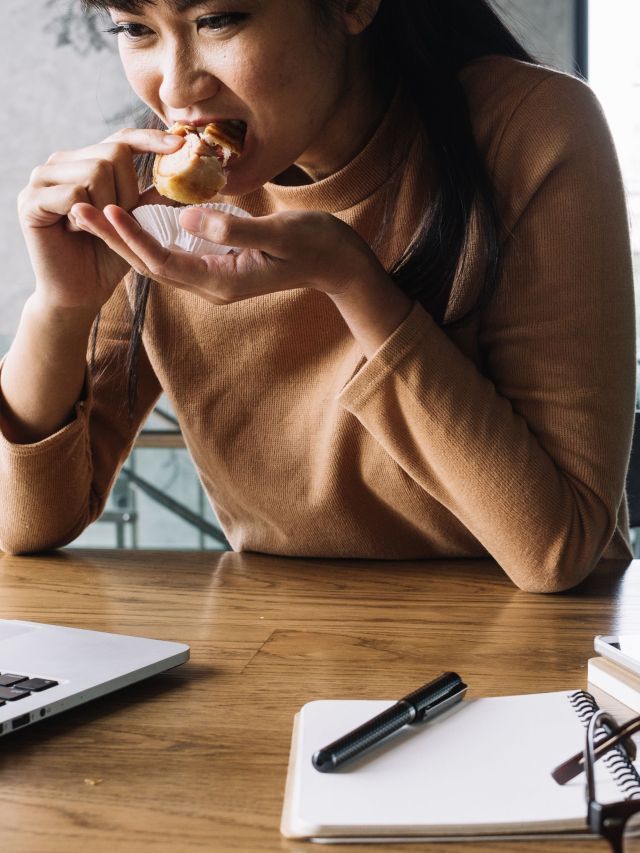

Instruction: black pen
[312,671,468,772]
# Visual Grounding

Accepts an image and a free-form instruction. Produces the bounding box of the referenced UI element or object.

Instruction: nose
[158,40,220,111]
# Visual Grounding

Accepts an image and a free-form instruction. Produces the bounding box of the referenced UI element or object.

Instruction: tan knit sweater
[0,56,635,591]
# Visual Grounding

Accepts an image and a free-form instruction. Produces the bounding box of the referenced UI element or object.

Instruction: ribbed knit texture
[0,56,635,591]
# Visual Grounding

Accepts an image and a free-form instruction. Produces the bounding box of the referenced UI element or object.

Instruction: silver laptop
[0,619,189,736]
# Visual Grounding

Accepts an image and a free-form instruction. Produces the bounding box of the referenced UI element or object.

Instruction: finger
[30,159,118,217]
[96,146,139,212]
[98,131,184,209]
[48,130,183,165]
[70,201,160,275]
[46,143,168,212]
[98,203,211,286]
[19,184,91,229]
[179,209,289,257]
[92,204,292,304]
[101,127,184,153]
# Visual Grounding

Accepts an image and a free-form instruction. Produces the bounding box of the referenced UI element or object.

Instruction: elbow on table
[502,498,622,594]
[1,537,70,557]
[513,555,598,594]
[0,520,87,557]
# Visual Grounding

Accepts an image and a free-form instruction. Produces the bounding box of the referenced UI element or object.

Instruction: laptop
[0,619,189,736]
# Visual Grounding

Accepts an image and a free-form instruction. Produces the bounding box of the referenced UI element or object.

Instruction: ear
[342,0,383,35]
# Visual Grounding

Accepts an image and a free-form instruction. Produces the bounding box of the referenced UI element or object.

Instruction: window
[587,0,640,354]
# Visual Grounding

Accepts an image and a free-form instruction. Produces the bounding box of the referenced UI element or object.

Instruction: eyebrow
[105,1,218,13]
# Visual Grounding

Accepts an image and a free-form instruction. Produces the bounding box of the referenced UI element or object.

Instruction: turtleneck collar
[238,85,421,215]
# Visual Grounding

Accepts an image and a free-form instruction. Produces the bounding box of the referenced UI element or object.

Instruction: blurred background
[0,0,637,549]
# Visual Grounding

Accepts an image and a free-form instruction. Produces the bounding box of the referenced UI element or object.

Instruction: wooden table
[0,550,638,853]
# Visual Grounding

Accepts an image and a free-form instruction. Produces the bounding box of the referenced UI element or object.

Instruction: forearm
[335,320,632,595]
[327,260,414,359]
[0,294,96,444]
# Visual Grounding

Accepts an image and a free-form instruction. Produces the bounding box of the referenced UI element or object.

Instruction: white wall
[0,0,578,341]
[0,1,129,339]
[494,0,578,72]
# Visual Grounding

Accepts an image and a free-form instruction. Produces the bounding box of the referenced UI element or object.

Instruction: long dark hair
[368,1,536,320]
[83,0,538,414]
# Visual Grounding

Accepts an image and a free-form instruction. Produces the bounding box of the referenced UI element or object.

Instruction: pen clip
[415,681,468,723]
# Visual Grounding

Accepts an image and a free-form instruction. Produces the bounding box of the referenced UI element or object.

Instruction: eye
[104,22,153,41]
[196,13,249,32]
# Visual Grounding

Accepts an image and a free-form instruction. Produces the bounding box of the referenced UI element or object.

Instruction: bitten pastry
[153,121,244,204]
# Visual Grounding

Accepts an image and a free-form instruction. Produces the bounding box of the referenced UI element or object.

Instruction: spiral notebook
[280,690,640,842]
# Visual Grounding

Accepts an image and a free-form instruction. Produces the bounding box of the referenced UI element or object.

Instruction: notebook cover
[280,691,640,840]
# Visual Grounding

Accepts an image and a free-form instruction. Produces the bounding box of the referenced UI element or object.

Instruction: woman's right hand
[17,128,184,321]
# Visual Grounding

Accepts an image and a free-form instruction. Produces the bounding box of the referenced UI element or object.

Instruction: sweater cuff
[0,357,91,455]
[338,301,431,409]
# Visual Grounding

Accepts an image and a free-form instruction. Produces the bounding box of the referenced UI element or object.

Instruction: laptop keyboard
[0,673,58,705]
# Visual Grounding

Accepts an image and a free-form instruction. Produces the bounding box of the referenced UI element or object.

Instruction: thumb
[179,208,285,256]
[179,208,210,234]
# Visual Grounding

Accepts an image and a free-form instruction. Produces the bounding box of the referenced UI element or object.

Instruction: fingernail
[161,134,183,148]
[70,212,89,231]
[180,209,205,234]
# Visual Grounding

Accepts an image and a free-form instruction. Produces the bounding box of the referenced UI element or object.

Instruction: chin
[217,169,273,198]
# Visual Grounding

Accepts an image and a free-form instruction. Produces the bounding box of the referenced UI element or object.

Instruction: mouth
[171,117,246,133]
[167,119,248,157]
[224,120,248,148]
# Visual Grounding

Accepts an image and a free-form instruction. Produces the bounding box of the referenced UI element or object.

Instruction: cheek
[241,42,341,126]
[120,50,158,106]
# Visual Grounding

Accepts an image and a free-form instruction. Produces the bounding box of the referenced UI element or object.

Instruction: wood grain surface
[0,549,637,853]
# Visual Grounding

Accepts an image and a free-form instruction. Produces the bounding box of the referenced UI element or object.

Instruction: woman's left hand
[69,201,380,303]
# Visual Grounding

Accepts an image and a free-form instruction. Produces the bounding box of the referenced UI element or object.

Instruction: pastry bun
[153,122,244,205]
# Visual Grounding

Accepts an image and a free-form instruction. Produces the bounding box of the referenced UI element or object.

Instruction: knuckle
[17,186,31,213]
[286,210,332,239]
[29,165,44,185]
[102,128,128,145]
[93,141,129,169]
[106,141,130,159]
[212,216,234,245]
[279,210,305,229]
[218,226,235,246]
[132,261,153,278]
[46,150,67,165]
[69,186,89,205]
[146,259,164,277]
[89,158,113,183]
[144,250,171,278]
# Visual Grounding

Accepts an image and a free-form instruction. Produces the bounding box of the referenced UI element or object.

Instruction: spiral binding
[569,690,600,726]
[568,690,640,800]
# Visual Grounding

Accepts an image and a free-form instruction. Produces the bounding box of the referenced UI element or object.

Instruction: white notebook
[280,690,640,842]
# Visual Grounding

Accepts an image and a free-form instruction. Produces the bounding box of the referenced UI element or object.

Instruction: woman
[0,0,635,591]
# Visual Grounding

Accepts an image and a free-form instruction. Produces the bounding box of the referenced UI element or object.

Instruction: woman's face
[108,0,368,195]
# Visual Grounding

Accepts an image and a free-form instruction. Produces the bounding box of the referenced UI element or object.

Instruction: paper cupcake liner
[132,202,252,256]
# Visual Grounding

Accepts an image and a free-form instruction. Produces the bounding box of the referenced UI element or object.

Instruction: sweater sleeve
[338,72,636,592]
[0,283,162,554]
